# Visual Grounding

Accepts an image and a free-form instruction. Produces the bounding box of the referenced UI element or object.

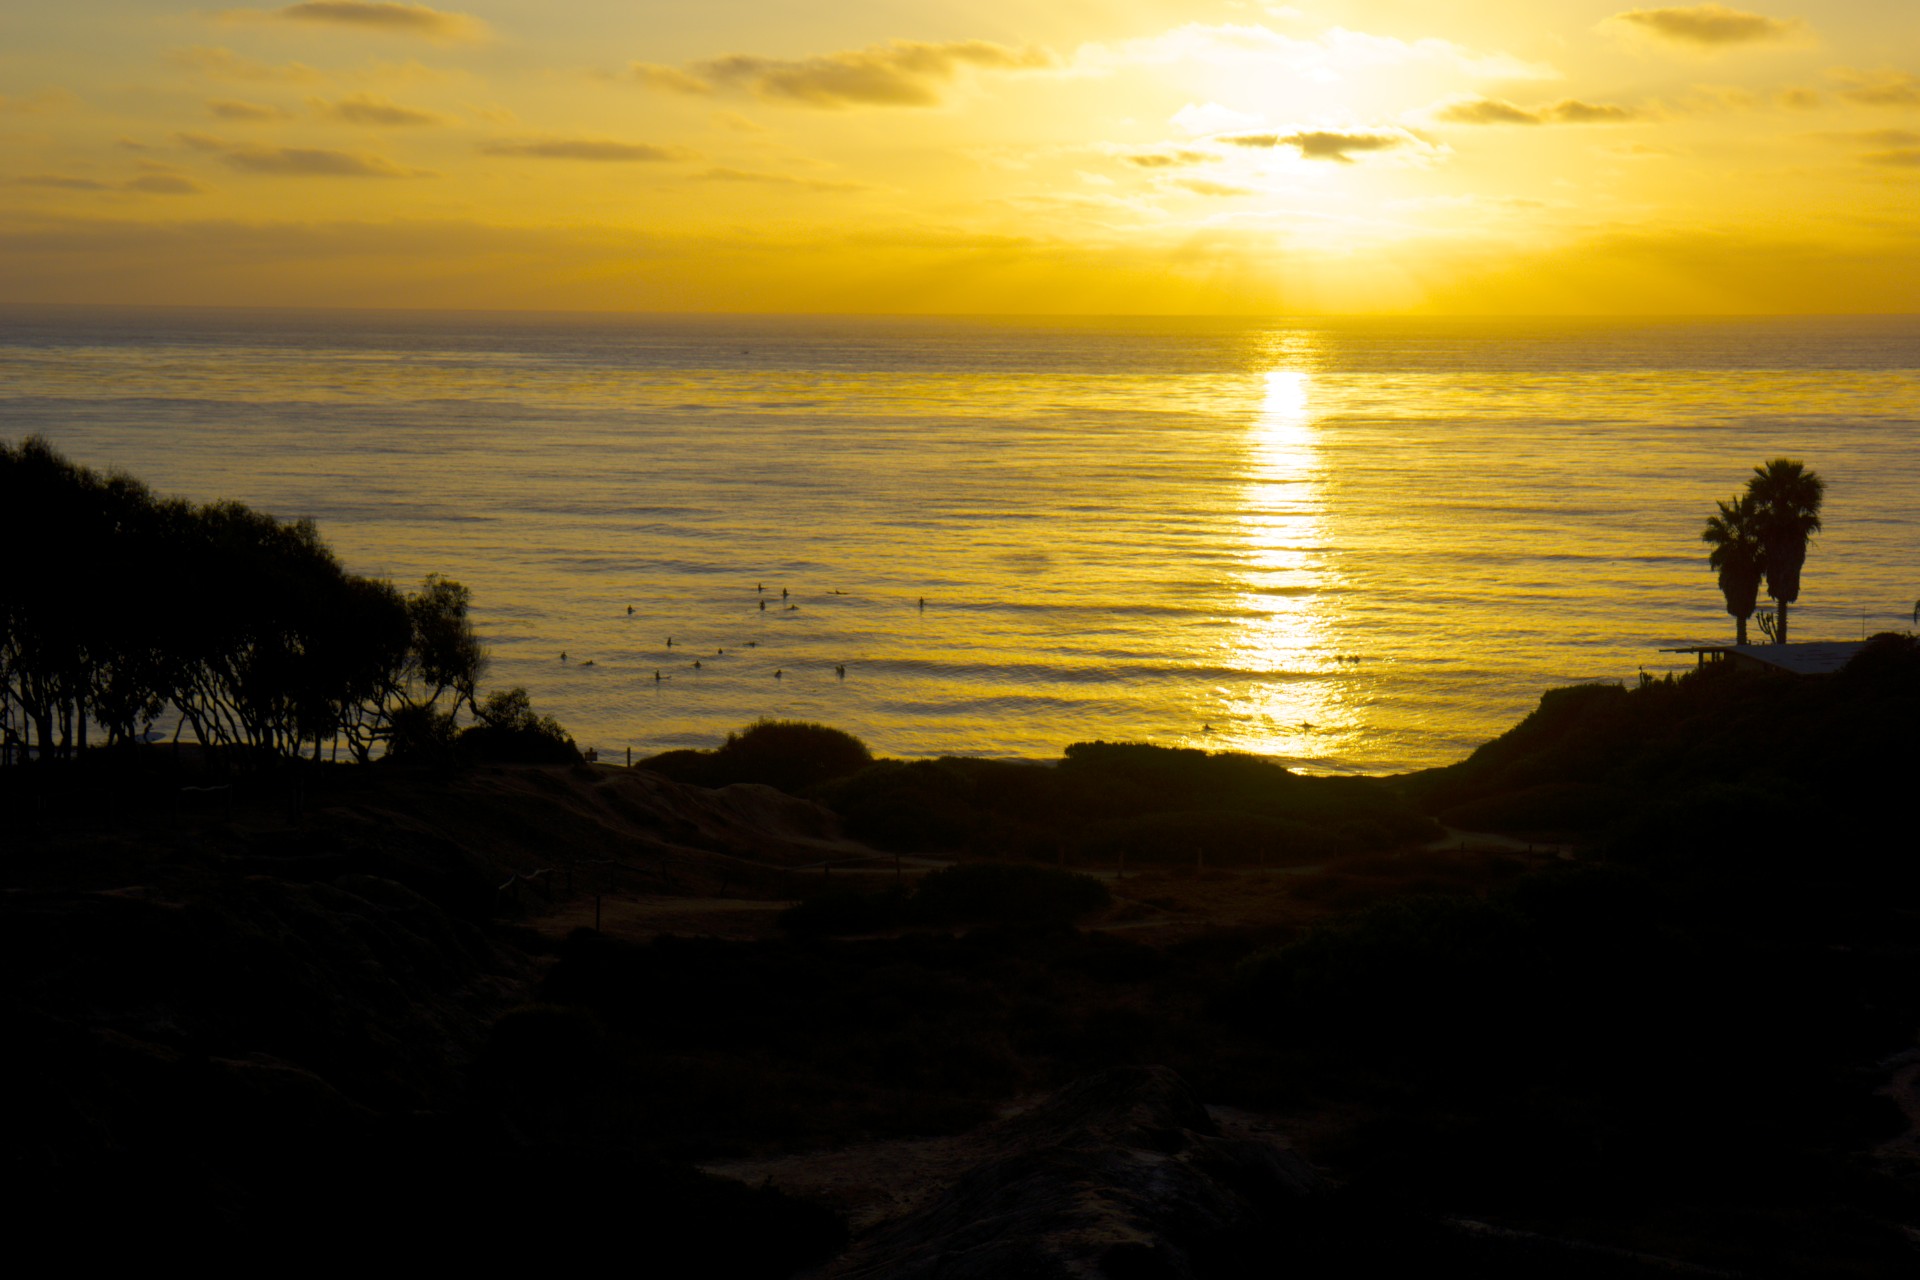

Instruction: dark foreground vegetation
[0,437,575,767]
[648,718,1443,865]
[8,637,1918,1274]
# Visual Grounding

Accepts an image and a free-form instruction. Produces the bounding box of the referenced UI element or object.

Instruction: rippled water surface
[3,309,1915,771]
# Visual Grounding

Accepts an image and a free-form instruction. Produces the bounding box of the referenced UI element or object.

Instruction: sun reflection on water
[1212,359,1353,765]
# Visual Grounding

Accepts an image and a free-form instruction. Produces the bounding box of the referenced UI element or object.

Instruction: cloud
[1844,128,1920,147]
[176,133,424,176]
[1435,97,1540,125]
[0,89,79,115]
[169,46,326,84]
[633,63,712,94]
[1431,96,1644,124]
[697,167,864,191]
[1221,129,1424,162]
[638,39,1058,108]
[126,173,211,195]
[14,174,110,190]
[226,146,423,176]
[1829,68,1920,107]
[12,171,211,195]
[315,94,447,126]
[1775,86,1823,108]
[1124,149,1217,168]
[1826,128,1920,166]
[224,2,488,42]
[478,136,691,162]
[1173,178,1255,196]
[1549,100,1641,123]
[209,98,294,121]
[1608,5,1803,48]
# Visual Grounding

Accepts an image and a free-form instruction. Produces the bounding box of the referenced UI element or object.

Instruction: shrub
[911,863,1110,927]
[458,686,580,764]
[813,758,982,850]
[713,719,872,792]
[779,886,911,937]
[1080,810,1353,868]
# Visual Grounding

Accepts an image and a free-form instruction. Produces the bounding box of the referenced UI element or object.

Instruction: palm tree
[1701,493,1764,644]
[1745,458,1825,645]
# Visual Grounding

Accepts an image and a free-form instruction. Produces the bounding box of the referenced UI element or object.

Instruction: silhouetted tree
[339,574,489,763]
[460,685,579,763]
[1701,492,1764,645]
[168,500,372,761]
[2,438,509,768]
[1745,458,1825,645]
[0,438,166,759]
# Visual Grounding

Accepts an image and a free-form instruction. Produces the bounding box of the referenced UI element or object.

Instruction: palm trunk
[1776,598,1789,644]
[1735,616,1749,645]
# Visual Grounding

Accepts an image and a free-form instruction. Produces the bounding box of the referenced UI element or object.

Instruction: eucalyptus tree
[2,436,497,768]
[1745,458,1825,645]
[338,574,488,763]
[1701,492,1765,645]
[1,437,102,759]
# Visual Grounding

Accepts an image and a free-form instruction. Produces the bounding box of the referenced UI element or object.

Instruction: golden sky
[2,1,1917,312]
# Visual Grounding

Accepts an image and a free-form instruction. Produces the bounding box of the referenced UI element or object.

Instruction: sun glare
[1215,359,1352,763]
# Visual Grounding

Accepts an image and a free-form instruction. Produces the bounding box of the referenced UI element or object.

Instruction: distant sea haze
[2,308,1915,773]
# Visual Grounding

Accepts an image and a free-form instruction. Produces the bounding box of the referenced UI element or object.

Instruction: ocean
[2,308,1914,773]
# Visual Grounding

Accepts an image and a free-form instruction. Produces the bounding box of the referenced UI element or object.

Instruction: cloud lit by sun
[1,2,1916,312]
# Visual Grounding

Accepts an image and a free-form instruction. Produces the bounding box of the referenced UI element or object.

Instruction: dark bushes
[1403,642,1920,869]
[642,719,870,791]
[458,686,580,764]
[811,740,1439,864]
[913,863,1112,926]
[780,863,1111,936]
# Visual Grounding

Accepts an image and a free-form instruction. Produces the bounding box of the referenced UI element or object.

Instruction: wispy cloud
[0,89,79,115]
[12,171,209,195]
[633,64,712,94]
[635,38,1058,108]
[1221,128,1425,163]
[1124,149,1217,168]
[1608,5,1805,48]
[1173,178,1256,197]
[697,167,864,191]
[478,136,691,162]
[1821,128,1920,166]
[1433,97,1644,125]
[1829,67,1920,106]
[169,47,327,85]
[208,98,294,121]
[126,173,211,195]
[314,94,447,126]
[221,2,488,42]
[177,131,425,177]
[14,174,111,191]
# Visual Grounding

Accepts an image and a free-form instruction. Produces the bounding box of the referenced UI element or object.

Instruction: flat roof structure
[1662,640,1866,676]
